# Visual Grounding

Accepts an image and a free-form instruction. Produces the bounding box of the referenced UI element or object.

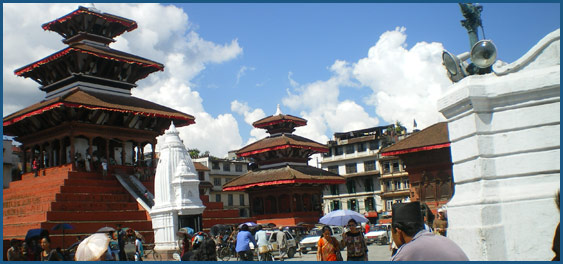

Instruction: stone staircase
[200,195,255,229]
[3,164,154,249]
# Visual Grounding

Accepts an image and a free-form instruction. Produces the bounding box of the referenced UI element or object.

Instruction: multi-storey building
[321,125,412,223]
[377,155,410,213]
[320,126,385,222]
[194,151,251,217]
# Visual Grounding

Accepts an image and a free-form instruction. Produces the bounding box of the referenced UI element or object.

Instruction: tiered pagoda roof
[5,6,193,138]
[223,165,343,191]
[223,108,344,191]
[3,88,194,137]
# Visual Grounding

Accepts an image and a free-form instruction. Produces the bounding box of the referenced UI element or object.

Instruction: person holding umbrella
[40,237,63,261]
[316,225,342,261]
[341,219,368,261]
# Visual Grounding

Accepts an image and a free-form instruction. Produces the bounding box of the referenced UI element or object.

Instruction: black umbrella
[52,223,74,248]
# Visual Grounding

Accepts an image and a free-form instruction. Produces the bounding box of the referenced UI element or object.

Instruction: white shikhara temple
[150,123,205,253]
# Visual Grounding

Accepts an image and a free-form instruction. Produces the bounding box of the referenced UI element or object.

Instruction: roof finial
[275,104,282,115]
[86,3,101,13]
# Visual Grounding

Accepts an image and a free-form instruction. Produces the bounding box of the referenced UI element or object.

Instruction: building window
[386,200,393,211]
[369,140,379,150]
[235,163,243,172]
[335,146,344,156]
[345,163,357,174]
[395,181,401,190]
[404,180,409,189]
[386,181,392,191]
[331,200,341,211]
[239,194,245,206]
[213,178,221,186]
[225,177,232,184]
[198,171,205,181]
[228,194,233,206]
[323,148,332,157]
[328,165,338,174]
[357,143,366,152]
[347,180,356,193]
[330,185,339,195]
[215,194,221,202]
[364,160,376,171]
[345,145,355,154]
[223,163,230,171]
[383,162,390,173]
[392,161,400,172]
[364,178,374,192]
[212,162,220,170]
[348,199,358,212]
[365,197,375,211]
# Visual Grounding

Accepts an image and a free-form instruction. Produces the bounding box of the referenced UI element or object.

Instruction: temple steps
[3,167,154,249]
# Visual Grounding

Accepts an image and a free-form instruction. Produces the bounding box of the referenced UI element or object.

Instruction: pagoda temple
[3,6,195,252]
[223,106,345,226]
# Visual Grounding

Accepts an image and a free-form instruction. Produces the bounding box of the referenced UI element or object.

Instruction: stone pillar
[437,29,560,261]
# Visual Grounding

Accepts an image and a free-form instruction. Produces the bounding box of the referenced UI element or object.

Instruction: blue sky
[3,3,560,157]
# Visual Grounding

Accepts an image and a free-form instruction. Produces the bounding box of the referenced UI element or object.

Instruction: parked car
[298,226,344,254]
[265,230,298,259]
[365,224,391,245]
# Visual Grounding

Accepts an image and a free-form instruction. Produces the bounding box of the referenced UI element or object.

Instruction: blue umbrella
[52,223,74,248]
[25,228,49,241]
[319,209,368,226]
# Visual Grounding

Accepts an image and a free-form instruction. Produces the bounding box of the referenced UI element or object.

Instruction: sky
[2,3,560,158]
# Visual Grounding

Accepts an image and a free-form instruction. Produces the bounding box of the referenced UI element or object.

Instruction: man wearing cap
[391,201,469,261]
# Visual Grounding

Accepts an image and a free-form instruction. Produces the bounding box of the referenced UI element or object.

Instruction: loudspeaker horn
[442,51,469,82]
[470,40,497,68]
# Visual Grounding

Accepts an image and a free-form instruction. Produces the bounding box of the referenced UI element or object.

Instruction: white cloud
[236,66,255,85]
[3,3,243,157]
[353,26,450,131]
[231,100,267,144]
[282,60,379,144]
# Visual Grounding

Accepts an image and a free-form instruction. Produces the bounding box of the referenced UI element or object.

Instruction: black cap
[392,201,423,225]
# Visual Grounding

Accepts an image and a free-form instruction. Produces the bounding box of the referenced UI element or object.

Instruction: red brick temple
[380,122,454,213]
[223,109,345,226]
[2,6,253,254]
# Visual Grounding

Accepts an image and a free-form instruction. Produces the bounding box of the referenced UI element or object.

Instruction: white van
[298,226,344,254]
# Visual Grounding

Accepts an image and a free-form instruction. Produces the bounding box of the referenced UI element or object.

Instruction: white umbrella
[75,233,110,261]
[319,209,368,226]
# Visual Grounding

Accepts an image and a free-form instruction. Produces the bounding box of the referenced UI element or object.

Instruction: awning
[364,212,378,218]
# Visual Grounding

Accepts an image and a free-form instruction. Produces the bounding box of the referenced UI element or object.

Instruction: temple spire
[275,104,282,115]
